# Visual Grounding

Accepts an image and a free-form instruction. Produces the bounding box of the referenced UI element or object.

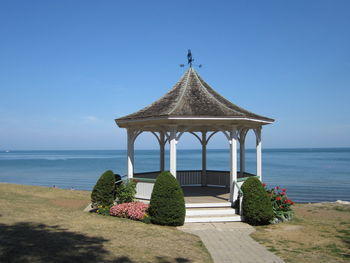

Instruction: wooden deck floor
[182,186,230,203]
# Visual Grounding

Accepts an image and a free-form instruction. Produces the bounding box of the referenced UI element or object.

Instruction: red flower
[262,183,266,187]
[291,201,295,205]
[276,196,281,201]
[281,192,285,196]
[276,186,280,190]
[280,205,284,209]
[284,200,288,204]
[282,188,287,192]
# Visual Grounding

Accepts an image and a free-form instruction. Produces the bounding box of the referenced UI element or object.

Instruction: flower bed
[110,202,149,221]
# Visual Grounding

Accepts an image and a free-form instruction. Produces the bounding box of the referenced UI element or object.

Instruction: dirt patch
[49,199,89,209]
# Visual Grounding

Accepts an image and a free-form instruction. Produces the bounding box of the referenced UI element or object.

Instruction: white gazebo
[115,66,274,221]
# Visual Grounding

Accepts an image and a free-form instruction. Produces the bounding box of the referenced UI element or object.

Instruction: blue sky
[0,0,349,150]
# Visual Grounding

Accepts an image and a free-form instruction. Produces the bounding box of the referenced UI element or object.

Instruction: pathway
[179,222,284,263]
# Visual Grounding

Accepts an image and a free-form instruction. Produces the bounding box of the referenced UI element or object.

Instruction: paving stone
[179,222,284,263]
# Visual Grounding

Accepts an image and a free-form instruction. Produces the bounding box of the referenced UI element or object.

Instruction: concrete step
[185,202,232,208]
[186,208,237,217]
[185,205,241,223]
[185,215,241,223]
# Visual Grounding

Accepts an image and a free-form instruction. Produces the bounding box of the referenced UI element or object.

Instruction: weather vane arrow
[180,49,202,68]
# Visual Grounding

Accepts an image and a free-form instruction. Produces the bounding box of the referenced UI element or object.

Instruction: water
[0,148,349,203]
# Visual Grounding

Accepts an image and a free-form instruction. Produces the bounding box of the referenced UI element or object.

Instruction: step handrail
[233,181,244,216]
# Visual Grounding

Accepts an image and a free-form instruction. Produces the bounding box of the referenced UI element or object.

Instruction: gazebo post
[229,129,238,203]
[159,132,165,172]
[127,129,135,179]
[201,131,207,186]
[169,127,177,178]
[254,127,262,181]
[239,129,248,177]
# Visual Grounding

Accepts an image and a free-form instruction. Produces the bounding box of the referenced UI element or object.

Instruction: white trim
[116,116,274,124]
[168,117,272,123]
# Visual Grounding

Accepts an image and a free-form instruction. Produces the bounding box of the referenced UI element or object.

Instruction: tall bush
[91,170,116,208]
[115,179,136,204]
[149,171,185,226]
[241,177,274,225]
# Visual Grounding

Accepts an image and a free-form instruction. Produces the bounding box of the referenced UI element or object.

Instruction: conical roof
[116,68,274,129]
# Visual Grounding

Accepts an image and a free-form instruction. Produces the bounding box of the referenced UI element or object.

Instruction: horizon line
[2,146,350,151]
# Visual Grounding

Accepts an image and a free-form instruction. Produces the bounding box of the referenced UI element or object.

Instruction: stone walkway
[178,222,284,263]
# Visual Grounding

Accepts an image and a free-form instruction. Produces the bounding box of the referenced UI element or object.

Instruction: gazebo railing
[134,170,255,187]
[133,170,256,200]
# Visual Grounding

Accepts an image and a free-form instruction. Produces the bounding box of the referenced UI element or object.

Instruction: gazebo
[115,65,274,221]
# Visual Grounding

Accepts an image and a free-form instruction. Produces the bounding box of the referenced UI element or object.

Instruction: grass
[251,203,350,263]
[0,183,212,263]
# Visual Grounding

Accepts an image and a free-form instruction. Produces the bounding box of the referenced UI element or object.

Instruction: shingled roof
[116,68,274,128]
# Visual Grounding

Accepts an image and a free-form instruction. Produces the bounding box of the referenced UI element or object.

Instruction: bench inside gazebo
[115,62,274,222]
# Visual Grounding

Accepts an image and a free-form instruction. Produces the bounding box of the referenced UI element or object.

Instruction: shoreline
[2,147,350,152]
[1,182,349,205]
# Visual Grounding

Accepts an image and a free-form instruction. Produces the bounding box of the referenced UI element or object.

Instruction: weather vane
[180,49,202,68]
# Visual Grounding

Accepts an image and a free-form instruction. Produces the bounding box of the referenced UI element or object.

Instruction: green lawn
[0,183,212,263]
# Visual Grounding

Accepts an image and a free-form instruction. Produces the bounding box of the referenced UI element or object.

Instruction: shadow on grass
[0,222,116,263]
[113,256,190,263]
[156,257,191,263]
[0,222,193,263]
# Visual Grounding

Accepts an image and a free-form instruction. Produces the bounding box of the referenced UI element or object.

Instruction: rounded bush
[91,170,116,208]
[149,171,185,226]
[241,177,274,225]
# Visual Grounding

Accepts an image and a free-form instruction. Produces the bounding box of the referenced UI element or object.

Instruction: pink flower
[282,188,287,192]
[281,192,285,196]
[276,186,280,190]
[276,196,281,201]
[110,202,149,220]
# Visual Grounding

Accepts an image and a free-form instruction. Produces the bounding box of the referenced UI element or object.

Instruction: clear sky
[0,0,349,150]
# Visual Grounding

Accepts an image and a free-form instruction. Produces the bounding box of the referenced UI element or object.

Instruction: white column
[201,132,207,186]
[229,129,238,203]
[239,129,247,177]
[169,128,177,178]
[159,132,165,172]
[255,127,262,181]
[127,129,135,179]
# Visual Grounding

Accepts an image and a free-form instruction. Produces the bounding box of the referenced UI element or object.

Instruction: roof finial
[187,49,194,67]
[179,50,202,69]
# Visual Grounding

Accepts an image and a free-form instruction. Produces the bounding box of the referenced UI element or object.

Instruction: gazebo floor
[182,186,230,203]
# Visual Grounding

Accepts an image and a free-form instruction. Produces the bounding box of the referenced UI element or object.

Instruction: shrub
[96,205,112,216]
[241,177,274,225]
[149,171,185,226]
[115,179,136,204]
[265,185,294,223]
[91,170,116,208]
[110,202,149,221]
